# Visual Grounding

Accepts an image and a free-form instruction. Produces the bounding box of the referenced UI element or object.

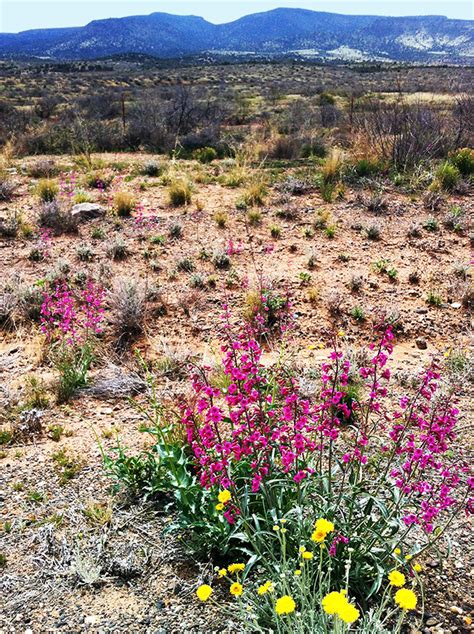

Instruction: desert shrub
[168,179,192,206]
[28,159,58,178]
[365,224,381,241]
[38,201,78,235]
[0,283,19,330]
[0,176,17,201]
[448,147,474,176]
[212,251,231,270]
[107,237,129,261]
[41,281,105,403]
[141,160,161,177]
[194,147,217,163]
[0,211,20,238]
[169,223,183,239]
[435,162,460,191]
[110,278,146,343]
[113,191,136,217]
[37,178,59,202]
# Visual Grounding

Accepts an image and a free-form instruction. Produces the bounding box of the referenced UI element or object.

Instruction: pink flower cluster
[41,281,105,345]
[182,315,472,532]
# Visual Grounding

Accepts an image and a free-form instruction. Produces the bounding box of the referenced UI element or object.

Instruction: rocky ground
[0,153,472,632]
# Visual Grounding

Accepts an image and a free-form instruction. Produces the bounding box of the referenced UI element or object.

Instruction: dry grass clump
[113,191,136,217]
[110,278,146,344]
[37,178,59,202]
[168,179,192,206]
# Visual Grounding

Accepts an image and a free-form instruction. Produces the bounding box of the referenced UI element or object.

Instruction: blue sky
[1,0,472,32]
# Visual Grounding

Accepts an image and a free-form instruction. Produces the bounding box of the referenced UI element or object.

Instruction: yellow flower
[230,582,243,596]
[405,554,413,561]
[273,525,280,531]
[308,344,316,350]
[388,570,406,587]
[413,563,422,573]
[280,518,287,524]
[302,551,314,560]
[228,563,245,574]
[217,568,227,578]
[311,529,326,543]
[258,581,274,595]
[337,330,345,337]
[275,595,296,615]
[322,591,347,615]
[218,489,231,504]
[338,603,360,624]
[196,584,213,602]
[394,588,417,611]
[281,527,287,533]
[315,518,335,534]
[393,547,401,555]
[215,503,224,511]
[299,546,306,554]
[294,569,302,576]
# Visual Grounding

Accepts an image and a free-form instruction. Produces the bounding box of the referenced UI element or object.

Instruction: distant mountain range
[1,8,473,64]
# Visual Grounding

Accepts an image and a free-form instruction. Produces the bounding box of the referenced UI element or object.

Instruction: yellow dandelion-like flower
[302,551,314,560]
[257,581,274,595]
[322,591,347,615]
[281,527,287,533]
[218,489,231,504]
[230,582,243,596]
[275,595,296,616]
[315,518,335,534]
[273,525,280,531]
[413,563,422,573]
[337,602,360,624]
[217,568,227,578]
[308,344,316,350]
[215,503,224,511]
[196,584,213,602]
[294,569,302,576]
[299,546,306,554]
[393,547,401,555]
[388,570,406,587]
[394,588,417,611]
[404,554,413,561]
[280,519,287,524]
[337,330,345,337]
[311,529,326,543]
[228,563,245,574]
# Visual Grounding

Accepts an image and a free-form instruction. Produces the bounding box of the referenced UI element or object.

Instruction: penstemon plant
[41,280,105,402]
[182,309,472,624]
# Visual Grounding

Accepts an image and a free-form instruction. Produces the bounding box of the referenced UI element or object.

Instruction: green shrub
[449,147,474,176]
[194,147,218,164]
[435,162,460,191]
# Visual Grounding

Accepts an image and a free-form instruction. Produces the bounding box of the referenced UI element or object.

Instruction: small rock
[71,203,106,220]
[426,617,440,626]
[84,615,98,626]
[449,605,463,614]
[450,302,461,309]
[416,337,428,350]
